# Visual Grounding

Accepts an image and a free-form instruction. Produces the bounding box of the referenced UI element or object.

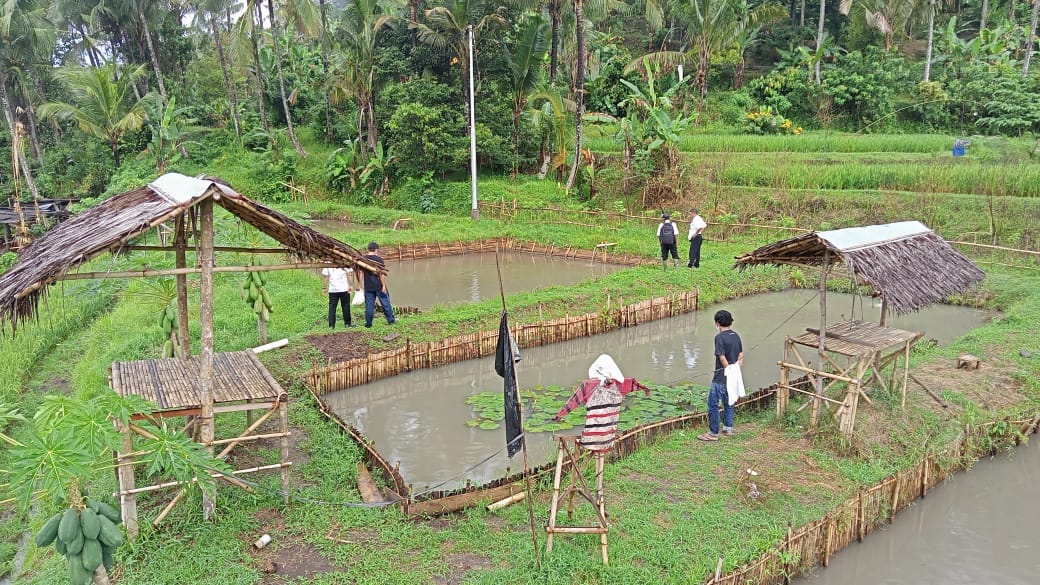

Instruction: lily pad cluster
[465,382,708,433]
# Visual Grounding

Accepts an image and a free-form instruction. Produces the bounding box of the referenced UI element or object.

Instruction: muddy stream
[798,439,1040,584]
[323,290,993,487]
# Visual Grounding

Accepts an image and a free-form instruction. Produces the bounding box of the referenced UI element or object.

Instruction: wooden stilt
[279,397,290,504]
[544,436,609,565]
[116,421,139,539]
[198,196,216,519]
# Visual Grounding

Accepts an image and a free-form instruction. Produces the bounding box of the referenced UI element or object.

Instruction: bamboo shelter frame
[0,173,384,536]
[736,221,984,436]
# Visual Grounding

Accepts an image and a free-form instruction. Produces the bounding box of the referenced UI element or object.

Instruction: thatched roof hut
[734,221,984,314]
[0,173,383,328]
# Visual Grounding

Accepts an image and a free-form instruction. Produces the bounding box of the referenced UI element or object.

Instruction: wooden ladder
[545,435,609,565]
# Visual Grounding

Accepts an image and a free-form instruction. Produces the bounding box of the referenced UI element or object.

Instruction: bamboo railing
[305,290,700,395]
[378,237,651,267]
[703,416,1039,585]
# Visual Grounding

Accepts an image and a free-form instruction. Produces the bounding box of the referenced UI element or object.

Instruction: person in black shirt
[355,242,397,327]
[699,309,743,441]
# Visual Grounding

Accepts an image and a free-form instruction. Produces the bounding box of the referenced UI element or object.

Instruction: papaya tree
[1,393,230,584]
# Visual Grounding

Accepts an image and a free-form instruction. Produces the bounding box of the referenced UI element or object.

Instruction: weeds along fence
[704,416,1040,585]
[377,237,650,267]
[305,289,699,395]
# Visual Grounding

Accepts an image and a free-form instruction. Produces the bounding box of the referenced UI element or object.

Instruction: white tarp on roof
[816,221,931,252]
[148,172,239,205]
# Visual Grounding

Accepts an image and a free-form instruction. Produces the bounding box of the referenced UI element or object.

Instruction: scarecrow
[552,354,651,451]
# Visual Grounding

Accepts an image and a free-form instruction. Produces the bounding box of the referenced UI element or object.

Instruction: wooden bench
[956,354,982,369]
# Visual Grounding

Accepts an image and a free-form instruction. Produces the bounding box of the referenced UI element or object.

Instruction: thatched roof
[0,173,384,327]
[734,221,984,314]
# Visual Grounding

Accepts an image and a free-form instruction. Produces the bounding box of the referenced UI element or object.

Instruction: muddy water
[323,290,994,487]
[374,252,625,309]
[798,439,1040,585]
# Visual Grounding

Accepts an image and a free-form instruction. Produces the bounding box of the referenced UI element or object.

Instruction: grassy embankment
[3,131,1040,584]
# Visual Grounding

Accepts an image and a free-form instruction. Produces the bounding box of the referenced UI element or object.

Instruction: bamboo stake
[199,196,216,520]
[494,245,540,569]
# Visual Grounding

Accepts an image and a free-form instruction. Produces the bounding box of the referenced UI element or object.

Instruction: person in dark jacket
[355,242,396,327]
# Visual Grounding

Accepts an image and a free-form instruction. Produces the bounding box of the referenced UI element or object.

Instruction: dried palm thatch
[735,221,984,314]
[0,173,384,329]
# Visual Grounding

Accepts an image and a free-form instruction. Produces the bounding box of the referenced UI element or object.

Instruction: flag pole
[495,244,541,568]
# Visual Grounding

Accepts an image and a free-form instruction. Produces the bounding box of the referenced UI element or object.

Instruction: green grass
[5,130,1040,584]
[584,132,964,154]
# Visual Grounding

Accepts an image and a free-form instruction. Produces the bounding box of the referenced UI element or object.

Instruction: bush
[385,102,466,178]
[741,107,802,135]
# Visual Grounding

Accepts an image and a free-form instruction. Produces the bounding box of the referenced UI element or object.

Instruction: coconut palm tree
[415,0,506,132]
[133,0,168,101]
[232,0,271,132]
[339,0,393,153]
[264,0,308,155]
[0,0,55,201]
[564,0,586,190]
[194,0,243,141]
[1025,0,1039,78]
[38,65,149,166]
[504,15,550,173]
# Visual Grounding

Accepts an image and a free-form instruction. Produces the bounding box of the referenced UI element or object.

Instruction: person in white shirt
[321,266,354,328]
[687,207,707,268]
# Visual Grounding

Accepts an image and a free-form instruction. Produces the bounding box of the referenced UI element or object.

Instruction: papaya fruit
[58,508,80,544]
[95,501,121,524]
[250,271,262,287]
[55,537,67,556]
[97,515,124,548]
[35,513,63,547]
[79,508,100,540]
[81,538,103,572]
[259,271,267,286]
[66,528,84,555]
[66,553,90,585]
[101,544,114,571]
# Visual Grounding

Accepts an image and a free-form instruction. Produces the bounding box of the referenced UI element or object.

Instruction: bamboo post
[812,250,830,430]
[493,246,541,569]
[920,456,929,498]
[879,296,888,327]
[890,477,901,522]
[280,398,290,504]
[857,489,865,542]
[173,215,190,358]
[116,421,139,538]
[199,196,216,520]
[900,341,911,408]
[823,513,833,567]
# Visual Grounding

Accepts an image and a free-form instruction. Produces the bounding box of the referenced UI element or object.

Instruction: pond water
[373,252,626,309]
[322,290,995,487]
[797,439,1040,585]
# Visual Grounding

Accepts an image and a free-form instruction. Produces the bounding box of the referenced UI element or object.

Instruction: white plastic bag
[351,290,364,306]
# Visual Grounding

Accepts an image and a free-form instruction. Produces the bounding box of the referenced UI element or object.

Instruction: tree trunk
[549,0,561,85]
[697,43,710,100]
[800,0,806,26]
[1,77,40,201]
[366,91,378,151]
[815,0,826,83]
[1024,0,1040,78]
[77,23,101,68]
[924,6,935,81]
[252,3,270,132]
[266,0,306,156]
[212,11,241,141]
[409,0,421,48]
[734,56,746,89]
[135,0,168,101]
[979,0,988,31]
[319,0,334,141]
[565,0,586,191]
[111,139,122,167]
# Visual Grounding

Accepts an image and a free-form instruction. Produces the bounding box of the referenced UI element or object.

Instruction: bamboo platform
[111,351,284,414]
[787,320,921,357]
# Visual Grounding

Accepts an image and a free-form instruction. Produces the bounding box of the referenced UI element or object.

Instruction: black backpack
[659,221,675,245]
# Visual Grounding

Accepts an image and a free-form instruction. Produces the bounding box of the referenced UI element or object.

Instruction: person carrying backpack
[657,213,680,269]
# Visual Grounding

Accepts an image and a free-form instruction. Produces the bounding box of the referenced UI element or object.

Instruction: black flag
[495,311,523,458]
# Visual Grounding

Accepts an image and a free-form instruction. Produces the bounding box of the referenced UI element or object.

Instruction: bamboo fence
[305,290,699,395]
[378,237,651,267]
[703,416,1040,585]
